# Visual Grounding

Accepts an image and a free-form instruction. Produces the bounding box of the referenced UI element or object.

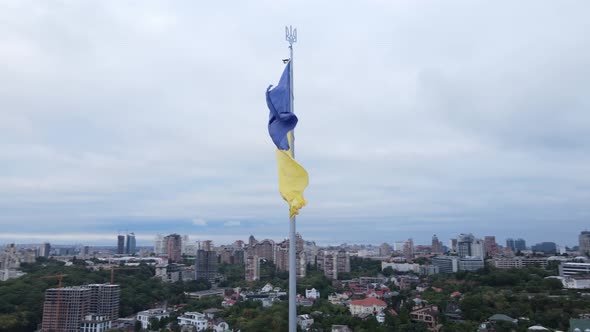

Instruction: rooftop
[349,298,387,307]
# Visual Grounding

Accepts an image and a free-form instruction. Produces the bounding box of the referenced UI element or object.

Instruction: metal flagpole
[286,25,298,332]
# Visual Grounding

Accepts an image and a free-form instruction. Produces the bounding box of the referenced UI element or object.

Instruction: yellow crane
[107,266,141,284]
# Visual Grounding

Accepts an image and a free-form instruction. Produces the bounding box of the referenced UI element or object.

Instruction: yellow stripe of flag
[276,131,308,218]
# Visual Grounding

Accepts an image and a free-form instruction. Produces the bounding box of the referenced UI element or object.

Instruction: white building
[328,293,349,305]
[177,311,230,332]
[394,241,406,252]
[560,262,590,277]
[0,269,25,281]
[155,264,195,283]
[550,276,590,289]
[357,248,379,257]
[80,314,111,332]
[154,235,165,255]
[0,244,24,281]
[297,314,314,330]
[261,283,274,293]
[471,239,486,258]
[459,256,484,271]
[180,236,198,256]
[566,276,590,289]
[178,312,209,331]
[348,298,387,316]
[489,257,548,269]
[210,319,230,332]
[136,308,170,329]
[432,256,459,273]
[305,288,320,299]
[381,262,420,273]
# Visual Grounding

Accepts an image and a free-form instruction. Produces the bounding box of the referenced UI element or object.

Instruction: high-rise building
[154,235,165,255]
[195,250,218,282]
[403,239,414,260]
[40,242,51,258]
[247,239,275,262]
[275,243,289,272]
[181,235,198,256]
[248,235,258,247]
[456,234,486,258]
[233,249,245,265]
[321,250,335,279]
[42,284,120,332]
[506,238,515,251]
[457,233,474,257]
[379,243,393,256]
[296,252,307,278]
[304,241,319,265]
[531,242,557,254]
[449,239,458,253]
[125,233,136,255]
[200,240,214,251]
[316,250,325,271]
[117,235,125,255]
[335,250,349,276]
[219,247,232,264]
[295,233,304,254]
[484,236,499,256]
[42,287,91,332]
[507,238,526,251]
[273,236,306,278]
[0,244,21,281]
[318,249,350,279]
[515,238,526,251]
[471,239,486,258]
[579,231,590,256]
[432,256,459,274]
[245,255,260,281]
[431,235,443,254]
[164,234,182,263]
[218,247,244,265]
[394,241,405,252]
[88,284,120,320]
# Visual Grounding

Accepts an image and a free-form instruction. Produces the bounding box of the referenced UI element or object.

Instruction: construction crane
[40,274,68,332]
[108,266,141,284]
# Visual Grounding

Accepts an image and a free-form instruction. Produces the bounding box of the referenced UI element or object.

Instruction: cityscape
[2,1,590,332]
[2,230,590,331]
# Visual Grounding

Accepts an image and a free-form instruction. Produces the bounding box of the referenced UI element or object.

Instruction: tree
[383,266,395,277]
[413,257,428,265]
[542,278,563,291]
[149,317,161,329]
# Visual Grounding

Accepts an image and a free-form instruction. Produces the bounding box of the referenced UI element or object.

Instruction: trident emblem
[285,25,297,46]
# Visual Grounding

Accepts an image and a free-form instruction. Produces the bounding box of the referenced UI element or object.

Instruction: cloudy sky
[1,1,589,247]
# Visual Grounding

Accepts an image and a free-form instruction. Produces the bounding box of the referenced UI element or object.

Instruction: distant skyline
[1,1,589,246]
[0,222,582,248]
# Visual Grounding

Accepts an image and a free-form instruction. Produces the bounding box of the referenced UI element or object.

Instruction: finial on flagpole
[285,25,297,46]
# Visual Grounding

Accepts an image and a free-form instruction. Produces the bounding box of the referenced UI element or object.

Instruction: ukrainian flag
[266,61,309,218]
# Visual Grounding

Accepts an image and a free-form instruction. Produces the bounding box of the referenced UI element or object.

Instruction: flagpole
[286,25,297,332]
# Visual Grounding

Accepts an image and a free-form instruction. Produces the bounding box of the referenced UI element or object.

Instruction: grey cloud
[1,0,589,246]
